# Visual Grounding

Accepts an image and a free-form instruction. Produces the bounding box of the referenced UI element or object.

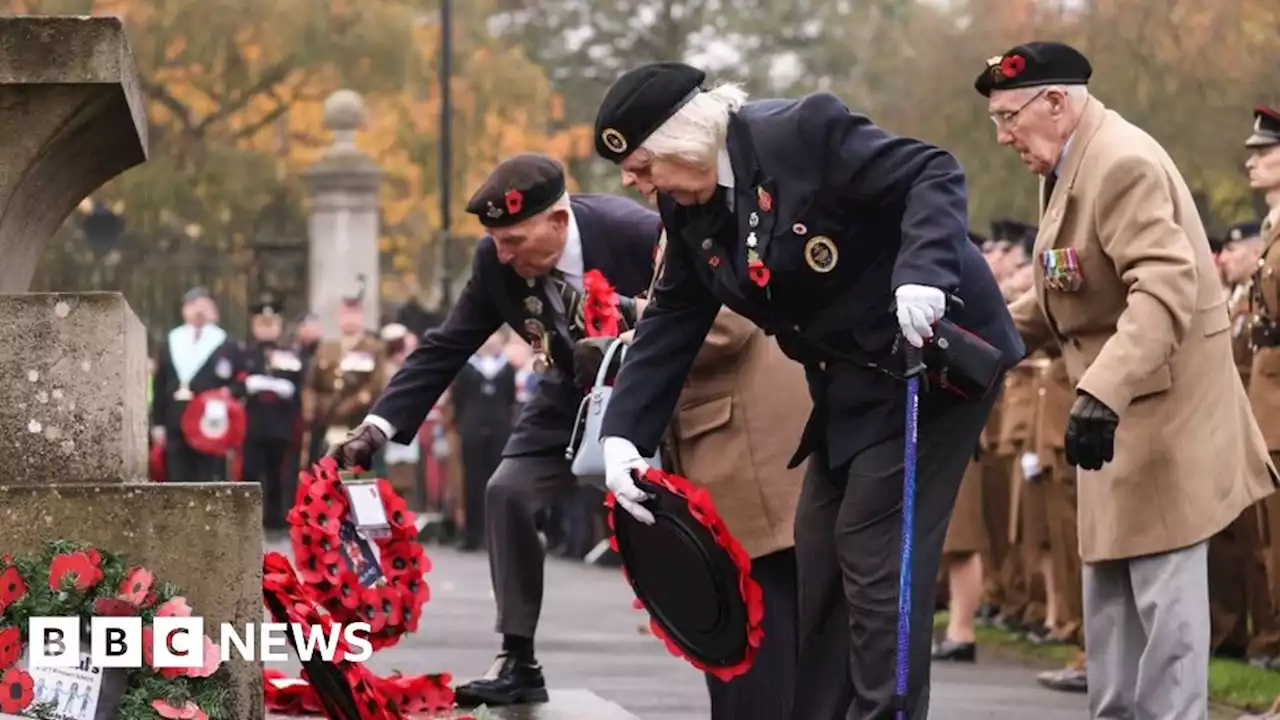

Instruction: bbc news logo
[27,617,373,668]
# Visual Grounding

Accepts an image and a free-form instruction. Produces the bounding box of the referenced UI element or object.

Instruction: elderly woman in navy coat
[593,63,1023,719]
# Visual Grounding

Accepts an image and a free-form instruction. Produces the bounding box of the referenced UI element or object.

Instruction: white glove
[602,436,655,524]
[1020,452,1041,481]
[894,284,947,348]
[151,426,165,443]
[244,374,272,395]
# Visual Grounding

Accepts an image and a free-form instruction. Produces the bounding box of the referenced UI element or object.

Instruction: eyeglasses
[989,90,1046,129]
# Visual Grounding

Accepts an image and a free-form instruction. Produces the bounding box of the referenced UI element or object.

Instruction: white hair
[549,191,571,213]
[640,83,750,167]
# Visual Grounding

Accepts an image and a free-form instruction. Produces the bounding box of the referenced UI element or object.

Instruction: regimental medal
[803,236,838,273]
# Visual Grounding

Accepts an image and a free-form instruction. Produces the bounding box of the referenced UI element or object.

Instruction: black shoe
[454,652,550,706]
[1025,626,1069,646]
[931,639,977,662]
[1036,667,1087,693]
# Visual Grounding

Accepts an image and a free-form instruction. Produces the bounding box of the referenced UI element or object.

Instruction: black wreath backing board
[262,592,360,720]
[613,479,750,667]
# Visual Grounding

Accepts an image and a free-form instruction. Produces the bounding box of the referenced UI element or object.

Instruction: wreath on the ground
[605,467,765,682]
[0,540,231,720]
[263,459,454,718]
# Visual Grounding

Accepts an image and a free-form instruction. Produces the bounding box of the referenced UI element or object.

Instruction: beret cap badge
[601,128,628,154]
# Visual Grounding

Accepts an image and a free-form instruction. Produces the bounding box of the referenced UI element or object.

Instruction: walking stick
[893,337,926,720]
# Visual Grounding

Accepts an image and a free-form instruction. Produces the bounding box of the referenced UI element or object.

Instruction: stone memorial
[0,15,264,720]
[305,89,383,339]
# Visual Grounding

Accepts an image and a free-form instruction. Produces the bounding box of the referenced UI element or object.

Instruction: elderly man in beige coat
[977,42,1276,719]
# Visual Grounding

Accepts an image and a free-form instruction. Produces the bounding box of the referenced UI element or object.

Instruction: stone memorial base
[267,690,637,719]
[0,482,265,720]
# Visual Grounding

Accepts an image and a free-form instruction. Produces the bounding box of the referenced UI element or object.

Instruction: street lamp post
[438,0,454,310]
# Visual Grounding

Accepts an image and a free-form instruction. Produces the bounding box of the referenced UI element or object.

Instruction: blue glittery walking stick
[893,335,927,720]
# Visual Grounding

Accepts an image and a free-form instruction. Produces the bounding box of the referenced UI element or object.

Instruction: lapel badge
[709,255,721,269]
[746,232,758,248]
[701,238,713,251]
[215,357,232,379]
[524,296,544,316]
[792,223,807,236]
[756,186,773,213]
[803,236,838,274]
[749,212,759,228]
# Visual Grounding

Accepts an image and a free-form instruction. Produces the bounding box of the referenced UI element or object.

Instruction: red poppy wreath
[0,541,231,719]
[583,269,623,338]
[605,467,765,682]
[263,459,453,718]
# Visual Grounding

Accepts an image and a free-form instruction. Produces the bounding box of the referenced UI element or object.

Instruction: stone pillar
[304,89,382,338]
[0,17,262,720]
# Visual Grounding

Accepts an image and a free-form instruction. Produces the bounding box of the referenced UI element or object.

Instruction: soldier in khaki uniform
[1242,107,1280,698]
[934,232,998,662]
[303,294,389,453]
[1209,221,1269,661]
[1033,350,1088,692]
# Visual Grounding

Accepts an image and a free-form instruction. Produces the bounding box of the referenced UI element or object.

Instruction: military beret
[251,295,283,318]
[1246,105,1280,149]
[968,231,989,248]
[465,153,567,228]
[988,219,1010,242]
[974,41,1092,98]
[1226,220,1263,244]
[594,62,706,163]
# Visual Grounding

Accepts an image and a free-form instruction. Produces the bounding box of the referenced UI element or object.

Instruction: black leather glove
[1064,392,1119,471]
[324,422,388,471]
[572,337,615,388]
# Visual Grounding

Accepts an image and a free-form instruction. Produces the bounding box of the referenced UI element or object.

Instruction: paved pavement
[264,537,1106,718]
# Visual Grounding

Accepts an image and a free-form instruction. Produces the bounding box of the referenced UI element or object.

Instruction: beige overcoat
[1009,97,1277,562]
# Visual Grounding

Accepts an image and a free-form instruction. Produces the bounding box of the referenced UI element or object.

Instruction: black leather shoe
[1036,667,1087,693]
[931,639,977,662]
[454,652,549,706]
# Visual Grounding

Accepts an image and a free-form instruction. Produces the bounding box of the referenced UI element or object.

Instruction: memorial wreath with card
[0,540,231,720]
[262,459,455,718]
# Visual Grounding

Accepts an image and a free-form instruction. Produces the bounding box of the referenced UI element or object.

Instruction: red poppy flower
[1000,54,1026,79]
[504,189,523,215]
[92,597,140,617]
[326,570,364,611]
[0,627,20,671]
[117,567,154,604]
[0,566,27,611]
[298,549,344,585]
[375,584,403,630]
[747,261,771,288]
[151,698,208,720]
[0,668,33,713]
[86,548,102,567]
[372,672,455,713]
[48,552,102,592]
[357,588,388,635]
[156,596,193,618]
[375,480,415,534]
[0,555,11,566]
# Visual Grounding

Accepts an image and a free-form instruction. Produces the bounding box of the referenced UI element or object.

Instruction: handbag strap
[594,338,628,388]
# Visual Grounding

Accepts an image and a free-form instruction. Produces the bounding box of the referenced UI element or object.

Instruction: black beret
[1016,226,1038,257]
[988,219,1010,242]
[1226,221,1263,244]
[974,41,1092,98]
[1246,105,1280,149]
[594,62,706,163]
[251,294,282,318]
[1208,235,1226,254]
[464,153,566,228]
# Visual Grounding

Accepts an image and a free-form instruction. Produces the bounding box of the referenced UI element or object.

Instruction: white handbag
[566,338,661,487]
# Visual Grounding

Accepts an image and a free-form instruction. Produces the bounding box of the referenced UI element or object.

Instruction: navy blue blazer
[371,194,661,457]
[600,93,1024,469]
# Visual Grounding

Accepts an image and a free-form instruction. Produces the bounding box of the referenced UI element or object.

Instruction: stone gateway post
[0,16,264,720]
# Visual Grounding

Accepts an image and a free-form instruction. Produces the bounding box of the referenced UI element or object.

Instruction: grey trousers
[484,454,577,638]
[1084,541,1210,720]
[791,391,997,720]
